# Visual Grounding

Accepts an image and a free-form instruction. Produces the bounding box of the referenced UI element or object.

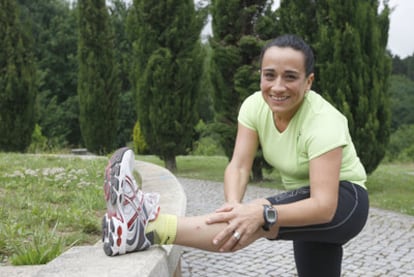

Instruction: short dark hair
[259,34,315,76]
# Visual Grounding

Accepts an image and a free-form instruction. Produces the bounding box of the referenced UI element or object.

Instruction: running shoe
[102,147,160,256]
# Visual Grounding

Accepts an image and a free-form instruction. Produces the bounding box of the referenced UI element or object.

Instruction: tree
[78,0,120,154]
[109,0,136,147]
[392,54,414,81]
[388,75,414,131]
[197,43,215,124]
[210,0,275,181]
[315,0,392,174]
[17,0,80,148]
[0,0,37,152]
[277,0,317,44]
[128,0,206,171]
[277,0,392,174]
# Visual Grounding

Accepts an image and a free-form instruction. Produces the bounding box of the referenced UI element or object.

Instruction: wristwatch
[262,204,278,231]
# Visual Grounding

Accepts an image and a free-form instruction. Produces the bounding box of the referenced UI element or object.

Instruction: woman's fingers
[206,211,234,225]
[212,222,236,246]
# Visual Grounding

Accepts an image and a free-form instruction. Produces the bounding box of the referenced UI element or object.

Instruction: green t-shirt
[238,90,367,190]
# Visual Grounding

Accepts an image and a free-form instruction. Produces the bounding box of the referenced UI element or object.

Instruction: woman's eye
[285,74,297,81]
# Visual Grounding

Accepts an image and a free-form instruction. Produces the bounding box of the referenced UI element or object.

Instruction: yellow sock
[145,214,177,245]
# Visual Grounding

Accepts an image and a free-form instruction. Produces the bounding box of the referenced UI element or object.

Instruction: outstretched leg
[102,148,264,256]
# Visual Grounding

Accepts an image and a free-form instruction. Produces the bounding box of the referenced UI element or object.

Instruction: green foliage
[385,124,414,162]
[278,0,391,174]
[109,1,137,148]
[28,124,48,153]
[210,0,275,180]
[389,75,414,131]
[18,0,80,147]
[278,0,393,173]
[197,43,215,123]
[191,120,225,156]
[191,136,225,156]
[78,0,120,154]
[129,0,206,171]
[116,91,137,147]
[8,223,64,265]
[392,54,414,81]
[132,120,148,154]
[0,0,37,152]
[277,0,317,44]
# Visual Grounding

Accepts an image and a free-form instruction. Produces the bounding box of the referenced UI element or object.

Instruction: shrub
[27,124,48,153]
[133,121,148,154]
[385,124,414,162]
[191,120,225,156]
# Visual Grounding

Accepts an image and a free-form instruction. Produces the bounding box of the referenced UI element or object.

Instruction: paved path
[178,178,414,277]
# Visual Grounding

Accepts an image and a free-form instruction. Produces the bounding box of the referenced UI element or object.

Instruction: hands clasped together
[206,200,279,252]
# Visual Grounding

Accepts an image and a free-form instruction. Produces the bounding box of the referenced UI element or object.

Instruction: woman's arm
[208,147,342,252]
[276,147,342,226]
[223,123,259,203]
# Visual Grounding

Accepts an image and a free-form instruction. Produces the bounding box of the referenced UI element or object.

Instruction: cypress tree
[128,0,206,171]
[210,0,274,180]
[277,0,317,44]
[315,0,391,174]
[77,0,120,154]
[18,0,80,147]
[0,0,37,152]
[277,0,391,173]
[109,0,136,147]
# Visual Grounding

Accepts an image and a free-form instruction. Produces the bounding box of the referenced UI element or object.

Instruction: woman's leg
[266,181,369,276]
[293,241,343,277]
[145,213,263,252]
[268,182,369,244]
[175,215,236,251]
[102,147,264,256]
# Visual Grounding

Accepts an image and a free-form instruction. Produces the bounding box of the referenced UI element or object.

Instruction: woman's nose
[271,77,285,91]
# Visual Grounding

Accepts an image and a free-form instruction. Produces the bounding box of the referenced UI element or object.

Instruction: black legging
[266,181,369,277]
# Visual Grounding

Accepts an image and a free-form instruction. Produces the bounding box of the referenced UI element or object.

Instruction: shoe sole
[104,147,129,211]
[102,147,155,256]
[102,147,131,256]
[102,213,126,256]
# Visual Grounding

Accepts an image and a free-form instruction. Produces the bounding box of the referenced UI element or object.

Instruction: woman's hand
[206,202,267,252]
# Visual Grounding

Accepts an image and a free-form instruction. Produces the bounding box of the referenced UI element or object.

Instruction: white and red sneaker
[102,147,160,256]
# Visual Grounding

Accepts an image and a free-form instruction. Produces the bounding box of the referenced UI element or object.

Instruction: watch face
[267,209,277,222]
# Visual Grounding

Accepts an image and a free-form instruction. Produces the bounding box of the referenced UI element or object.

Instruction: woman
[102,34,369,277]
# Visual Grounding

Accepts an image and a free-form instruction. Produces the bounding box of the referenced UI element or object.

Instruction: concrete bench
[71,148,89,155]
[1,160,186,277]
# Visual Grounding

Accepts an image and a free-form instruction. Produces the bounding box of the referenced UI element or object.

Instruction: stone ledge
[0,160,186,277]
[71,148,89,155]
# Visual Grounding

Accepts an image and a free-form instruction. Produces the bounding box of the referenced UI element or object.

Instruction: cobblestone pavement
[178,178,414,277]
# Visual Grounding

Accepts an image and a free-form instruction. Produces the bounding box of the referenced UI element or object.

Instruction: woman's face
[260,46,314,120]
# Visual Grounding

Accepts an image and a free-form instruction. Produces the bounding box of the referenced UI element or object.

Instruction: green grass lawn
[365,163,414,215]
[0,153,413,265]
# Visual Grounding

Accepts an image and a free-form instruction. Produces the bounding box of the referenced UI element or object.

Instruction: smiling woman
[99,35,370,277]
[259,46,314,132]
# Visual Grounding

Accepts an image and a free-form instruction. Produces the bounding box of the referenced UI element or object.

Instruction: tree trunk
[251,156,264,182]
[164,156,177,173]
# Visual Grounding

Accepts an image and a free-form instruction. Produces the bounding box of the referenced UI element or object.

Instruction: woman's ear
[306,73,314,90]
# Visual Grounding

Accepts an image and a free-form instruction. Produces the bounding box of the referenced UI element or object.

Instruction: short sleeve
[305,112,349,160]
[238,92,260,131]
